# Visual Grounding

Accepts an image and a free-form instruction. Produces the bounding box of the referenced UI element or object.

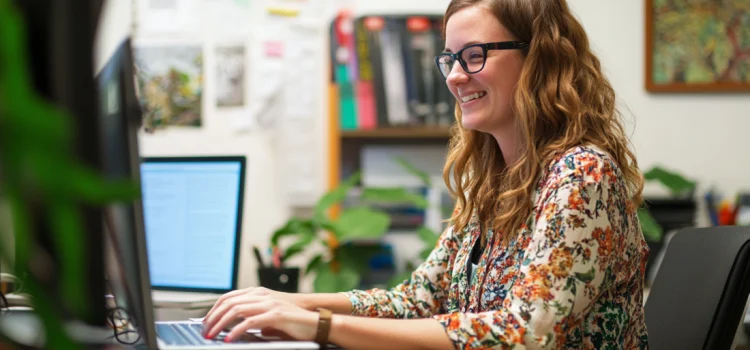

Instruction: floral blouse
[343,145,650,349]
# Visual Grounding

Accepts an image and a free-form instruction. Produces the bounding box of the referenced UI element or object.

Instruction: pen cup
[257,267,299,293]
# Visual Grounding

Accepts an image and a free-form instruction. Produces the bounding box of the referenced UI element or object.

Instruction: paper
[134,45,204,130]
[215,45,247,107]
[283,25,320,120]
[136,0,201,37]
[205,0,253,37]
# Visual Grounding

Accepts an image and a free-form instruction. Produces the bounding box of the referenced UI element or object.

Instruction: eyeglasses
[435,41,529,79]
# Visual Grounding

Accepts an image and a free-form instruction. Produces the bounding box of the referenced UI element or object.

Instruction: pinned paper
[215,45,246,108]
[267,7,300,17]
[136,0,201,37]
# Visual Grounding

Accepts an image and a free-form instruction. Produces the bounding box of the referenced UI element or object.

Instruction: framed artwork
[645,0,750,92]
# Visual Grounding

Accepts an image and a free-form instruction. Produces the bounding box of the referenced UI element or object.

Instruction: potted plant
[638,165,697,279]
[0,2,140,347]
[271,158,433,293]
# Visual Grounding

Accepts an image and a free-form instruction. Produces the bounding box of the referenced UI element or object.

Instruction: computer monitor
[95,37,158,348]
[94,38,318,350]
[140,156,246,294]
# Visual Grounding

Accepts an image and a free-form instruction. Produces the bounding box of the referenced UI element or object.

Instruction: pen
[272,246,282,269]
[252,246,266,269]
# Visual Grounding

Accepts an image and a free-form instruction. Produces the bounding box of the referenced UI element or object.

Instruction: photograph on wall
[215,45,246,107]
[646,0,750,92]
[134,45,203,130]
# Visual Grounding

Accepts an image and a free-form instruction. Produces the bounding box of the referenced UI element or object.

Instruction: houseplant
[638,165,697,280]
[638,165,697,241]
[0,1,140,348]
[271,157,432,293]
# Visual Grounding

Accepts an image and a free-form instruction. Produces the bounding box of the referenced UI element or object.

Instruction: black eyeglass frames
[435,41,528,79]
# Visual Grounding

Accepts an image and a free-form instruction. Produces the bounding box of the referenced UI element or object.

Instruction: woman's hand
[202,287,318,342]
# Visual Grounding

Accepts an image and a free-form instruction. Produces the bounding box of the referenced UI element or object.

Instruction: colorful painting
[646,0,750,92]
[134,45,203,130]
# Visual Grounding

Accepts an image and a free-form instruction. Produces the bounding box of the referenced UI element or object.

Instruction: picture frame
[644,0,750,92]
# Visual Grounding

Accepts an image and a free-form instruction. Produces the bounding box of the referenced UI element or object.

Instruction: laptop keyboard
[156,323,263,346]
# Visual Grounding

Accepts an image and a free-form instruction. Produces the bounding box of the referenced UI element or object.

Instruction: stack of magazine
[330,13,455,131]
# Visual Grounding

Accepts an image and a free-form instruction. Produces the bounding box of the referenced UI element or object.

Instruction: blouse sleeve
[434,155,630,348]
[342,224,461,319]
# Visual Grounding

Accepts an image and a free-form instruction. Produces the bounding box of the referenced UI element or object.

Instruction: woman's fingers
[205,288,251,320]
[225,311,280,343]
[204,294,265,334]
[205,300,275,339]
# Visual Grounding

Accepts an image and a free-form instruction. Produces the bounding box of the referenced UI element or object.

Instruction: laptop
[140,156,245,306]
[99,38,318,349]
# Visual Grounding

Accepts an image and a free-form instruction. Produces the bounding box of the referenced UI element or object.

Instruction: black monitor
[95,37,158,348]
[140,156,246,294]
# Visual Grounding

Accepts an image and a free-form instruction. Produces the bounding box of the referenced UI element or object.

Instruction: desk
[0,310,122,348]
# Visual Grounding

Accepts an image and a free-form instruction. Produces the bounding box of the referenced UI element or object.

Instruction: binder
[332,12,358,130]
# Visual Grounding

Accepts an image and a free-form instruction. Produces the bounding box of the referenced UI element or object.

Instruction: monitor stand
[151,290,219,308]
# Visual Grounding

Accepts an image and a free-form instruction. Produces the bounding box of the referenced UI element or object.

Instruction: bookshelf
[335,126,452,187]
[327,13,454,190]
[340,126,451,140]
[324,12,457,289]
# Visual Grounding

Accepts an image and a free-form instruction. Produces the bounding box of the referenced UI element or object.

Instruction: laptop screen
[140,156,245,293]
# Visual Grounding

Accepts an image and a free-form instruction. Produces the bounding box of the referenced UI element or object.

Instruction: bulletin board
[131,0,342,206]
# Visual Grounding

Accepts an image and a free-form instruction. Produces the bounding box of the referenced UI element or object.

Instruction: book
[332,12,358,130]
[354,18,378,129]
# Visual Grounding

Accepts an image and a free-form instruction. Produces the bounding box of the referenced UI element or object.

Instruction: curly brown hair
[442,0,643,244]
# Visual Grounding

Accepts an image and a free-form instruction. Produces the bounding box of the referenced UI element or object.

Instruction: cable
[106,305,141,345]
[0,290,8,311]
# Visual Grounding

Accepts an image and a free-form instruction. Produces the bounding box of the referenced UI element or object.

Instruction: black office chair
[645,226,750,349]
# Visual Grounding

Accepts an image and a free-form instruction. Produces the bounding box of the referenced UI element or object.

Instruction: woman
[203,0,650,348]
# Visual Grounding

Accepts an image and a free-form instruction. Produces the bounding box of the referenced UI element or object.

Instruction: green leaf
[314,264,360,293]
[637,207,663,242]
[314,172,360,217]
[333,207,390,241]
[644,166,696,196]
[282,234,315,262]
[313,216,340,238]
[337,243,386,275]
[49,201,87,318]
[575,267,596,284]
[270,218,316,246]
[305,254,325,275]
[393,157,431,187]
[361,187,428,209]
[417,226,440,247]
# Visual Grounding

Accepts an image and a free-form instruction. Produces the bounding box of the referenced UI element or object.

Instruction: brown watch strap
[314,308,333,347]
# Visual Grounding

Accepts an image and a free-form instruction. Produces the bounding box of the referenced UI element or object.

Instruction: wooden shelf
[340,127,452,139]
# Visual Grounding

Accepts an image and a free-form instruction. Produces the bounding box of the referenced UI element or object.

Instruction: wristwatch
[314,307,333,348]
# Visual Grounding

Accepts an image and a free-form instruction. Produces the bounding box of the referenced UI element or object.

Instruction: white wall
[96,0,295,290]
[569,0,750,224]
[96,0,749,292]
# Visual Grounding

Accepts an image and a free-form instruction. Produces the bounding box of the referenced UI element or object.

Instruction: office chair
[645,226,750,349]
